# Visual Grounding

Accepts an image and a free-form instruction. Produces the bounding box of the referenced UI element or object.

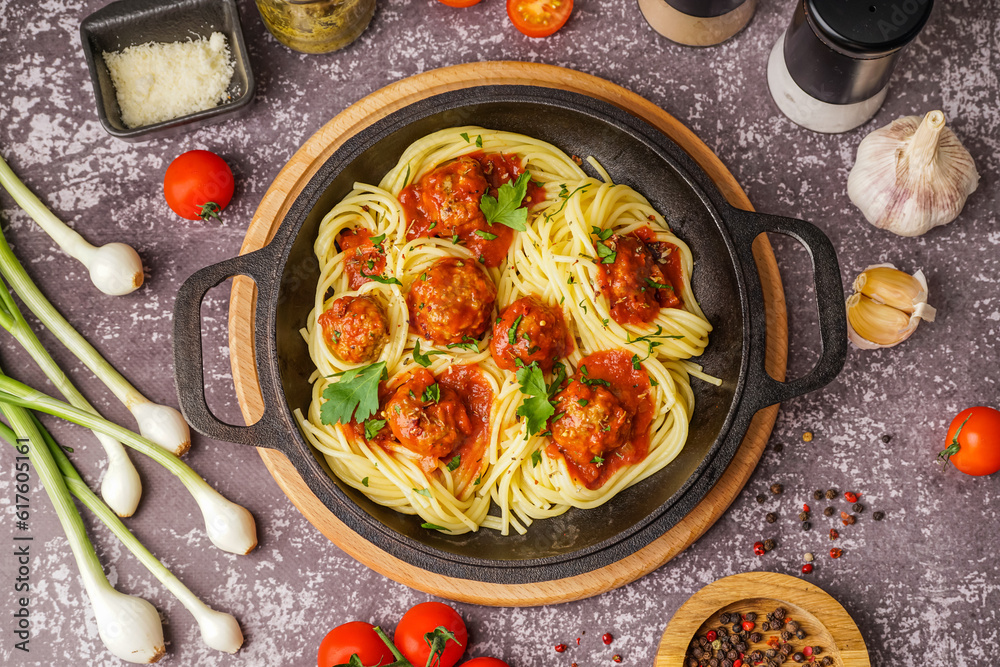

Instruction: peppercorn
[787,621,800,632]
[796,630,807,640]
[718,627,728,637]
[727,649,738,660]
[756,494,767,504]
[770,483,784,495]
[781,630,792,641]
[823,506,834,517]
[821,657,833,666]
[712,639,722,650]
[829,529,839,540]
[693,647,704,658]
[779,643,793,656]
[745,612,757,622]
[774,607,786,619]
[801,563,814,574]
[612,656,623,664]
[804,552,814,562]
[722,660,732,667]
[750,632,762,643]
[750,650,764,662]
[844,491,859,503]
[812,646,822,655]
[765,649,777,658]
[732,622,742,634]
[812,489,823,500]
[873,510,885,521]
[802,431,813,442]
[798,511,808,522]
[737,640,748,652]
[842,514,856,526]
[720,613,731,624]
[792,653,805,663]
[853,502,864,513]
[763,538,777,552]
[802,521,811,531]
[825,489,837,500]
[754,541,766,556]
[773,442,784,453]
[761,621,771,631]
[687,659,698,667]
[766,512,778,523]
[709,659,720,667]
[830,547,843,559]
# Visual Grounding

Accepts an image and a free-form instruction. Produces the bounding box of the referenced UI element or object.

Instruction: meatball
[338,228,387,291]
[490,295,570,372]
[550,380,632,468]
[318,295,390,364]
[385,369,472,458]
[410,157,489,235]
[595,234,663,325]
[407,257,497,345]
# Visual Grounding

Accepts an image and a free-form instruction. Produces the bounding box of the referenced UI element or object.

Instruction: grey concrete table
[1,1,998,665]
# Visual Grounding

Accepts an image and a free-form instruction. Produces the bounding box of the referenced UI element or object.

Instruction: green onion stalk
[0,276,141,517]
[0,375,165,663]
[0,218,191,456]
[0,415,244,655]
[0,373,258,556]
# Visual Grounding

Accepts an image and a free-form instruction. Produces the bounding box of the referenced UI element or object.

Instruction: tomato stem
[199,201,222,221]
[937,413,971,468]
[331,627,414,667]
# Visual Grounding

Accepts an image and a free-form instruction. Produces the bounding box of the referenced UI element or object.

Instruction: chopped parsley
[531,450,542,468]
[364,419,386,440]
[446,455,461,472]
[412,339,446,368]
[360,271,402,286]
[508,314,523,346]
[422,383,441,403]
[474,229,498,241]
[591,226,613,241]
[460,132,470,142]
[475,135,483,148]
[361,477,369,487]
[413,488,432,498]
[473,472,483,486]
[646,277,673,291]
[369,233,386,247]
[591,455,605,467]
[577,399,589,407]
[320,362,387,426]
[480,171,531,231]
[579,364,611,388]
[422,523,449,531]
[595,239,617,264]
[446,336,480,352]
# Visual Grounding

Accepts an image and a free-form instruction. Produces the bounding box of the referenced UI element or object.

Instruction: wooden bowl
[656,572,870,667]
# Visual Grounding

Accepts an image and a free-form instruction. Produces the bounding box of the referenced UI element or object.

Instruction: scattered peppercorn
[720,613,731,624]
[745,612,757,622]
[763,538,777,552]
[825,489,837,500]
[774,607,786,620]
[766,512,778,523]
[555,644,567,652]
[802,431,813,442]
[756,494,767,504]
[603,633,613,645]
[804,552,814,562]
[761,621,771,631]
[802,563,814,574]
[842,514,856,526]
[829,529,839,540]
[795,629,807,640]
[742,621,755,632]
[754,541,766,556]
[786,621,799,632]
[770,483,784,495]
[812,490,823,500]
[750,632,762,643]
[881,434,892,443]
[773,442,784,454]
[821,657,833,666]
[798,511,809,522]
[844,491,859,503]
[779,643,793,656]
[830,547,843,559]
[781,630,792,642]
[802,521,811,531]
[823,506,835,517]
[717,627,727,637]
[792,652,805,663]
[853,503,864,513]
[873,510,885,521]
[612,655,622,663]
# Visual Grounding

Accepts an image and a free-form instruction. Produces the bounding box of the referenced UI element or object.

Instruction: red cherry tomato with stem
[506,0,573,38]
[939,406,1000,476]
[394,602,468,667]
[318,621,394,667]
[460,659,510,667]
[437,0,481,6]
[163,149,234,221]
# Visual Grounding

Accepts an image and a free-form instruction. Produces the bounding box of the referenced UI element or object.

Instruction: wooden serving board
[655,572,870,666]
[227,61,788,606]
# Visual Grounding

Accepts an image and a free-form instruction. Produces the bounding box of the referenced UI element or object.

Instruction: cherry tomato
[939,406,1000,476]
[163,149,234,221]
[437,0,482,6]
[506,0,573,38]
[394,602,468,667]
[318,621,394,667]
[459,659,511,667]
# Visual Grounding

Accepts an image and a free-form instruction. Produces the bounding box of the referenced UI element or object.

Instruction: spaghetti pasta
[294,127,714,535]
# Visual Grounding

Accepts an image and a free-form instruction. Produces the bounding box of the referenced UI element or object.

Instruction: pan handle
[172,247,286,449]
[723,205,847,410]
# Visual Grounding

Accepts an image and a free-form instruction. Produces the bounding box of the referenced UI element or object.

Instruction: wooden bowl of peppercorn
[655,572,870,667]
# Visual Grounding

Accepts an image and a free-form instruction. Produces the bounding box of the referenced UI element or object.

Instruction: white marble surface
[1,1,998,665]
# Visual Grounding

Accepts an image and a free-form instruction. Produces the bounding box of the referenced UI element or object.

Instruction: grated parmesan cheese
[103,32,235,129]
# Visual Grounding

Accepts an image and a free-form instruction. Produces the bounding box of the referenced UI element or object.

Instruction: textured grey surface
[1,1,998,666]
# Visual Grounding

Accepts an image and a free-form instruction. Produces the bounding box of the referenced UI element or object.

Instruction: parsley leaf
[508,314,523,346]
[480,171,530,231]
[595,240,617,264]
[422,383,441,403]
[360,271,402,286]
[577,399,589,407]
[320,362,387,426]
[646,277,673,290]
[369,233,386,246]
[531,450,542,468]
[422,522,449,531]
[591,226,613,241]
[413,488,432,498]
[364,419,386,440]
[412,339,446,368]
[446,455,461,472]
[474,229,498,240]
[515,362,556,437]
[446,336,480,352]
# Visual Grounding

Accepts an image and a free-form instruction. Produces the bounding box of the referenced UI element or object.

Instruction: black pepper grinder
[639,0,757,47]
[767,0,934,133]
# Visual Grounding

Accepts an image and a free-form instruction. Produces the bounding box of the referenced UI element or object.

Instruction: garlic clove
[847,110,979,237]
[854,265,927,314]
[846,263,935,349]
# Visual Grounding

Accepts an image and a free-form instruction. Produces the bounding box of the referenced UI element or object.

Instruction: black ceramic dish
[173,87,847,584]
[80,0,254,142]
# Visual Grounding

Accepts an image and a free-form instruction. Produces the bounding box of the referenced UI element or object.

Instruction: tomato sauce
[595,226,683,326]
[398,152,543,268]
[490,295,573,372]
[338,228,387,290]
[547,350,654,490]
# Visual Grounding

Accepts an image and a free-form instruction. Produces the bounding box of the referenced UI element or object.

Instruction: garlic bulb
[847,110,979,237]
[846,264,936,350]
